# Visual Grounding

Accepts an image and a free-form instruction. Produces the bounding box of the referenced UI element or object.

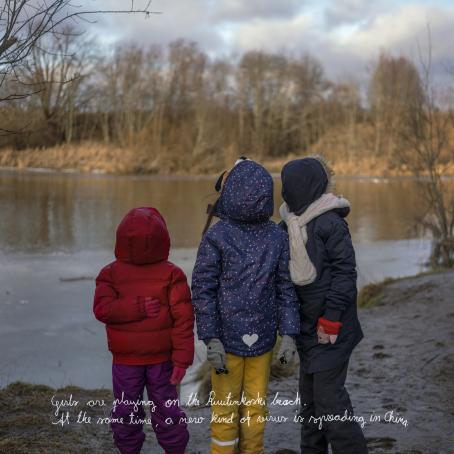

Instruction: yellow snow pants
[210,350,273,454]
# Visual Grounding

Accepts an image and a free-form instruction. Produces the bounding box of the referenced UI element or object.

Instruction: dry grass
[0,382,115,454]
[357,278,397,308]
[264,154,397,177]
[268,155,454,177]
[0,142,230,175]
[266,122,454,177]
[357,268,452,308]
[1,138,454,177]
[0,143,153,174]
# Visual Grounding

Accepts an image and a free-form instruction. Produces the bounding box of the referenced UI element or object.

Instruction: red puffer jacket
[93,207,194,368]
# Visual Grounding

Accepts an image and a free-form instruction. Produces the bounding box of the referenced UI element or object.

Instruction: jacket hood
[281,157,332,216]
[216,160,274,223]
[115,207,170,265]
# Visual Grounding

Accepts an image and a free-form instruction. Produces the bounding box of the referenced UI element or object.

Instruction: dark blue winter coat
[281,158,364,373]
[191,160,300,357]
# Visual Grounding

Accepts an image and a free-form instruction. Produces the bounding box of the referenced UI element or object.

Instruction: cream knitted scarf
[279,193,350,286]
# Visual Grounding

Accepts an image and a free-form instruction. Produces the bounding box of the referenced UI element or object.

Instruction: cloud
[324,0,393,28]
[229,14,315,55]
[215,0,303,22]
[80,0,454,81]
[88,0,304,52]
[88,0,223,52]
[342,5,454,62]
[228,3,454,80]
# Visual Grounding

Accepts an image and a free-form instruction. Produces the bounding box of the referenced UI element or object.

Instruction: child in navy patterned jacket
[191,158,300,454]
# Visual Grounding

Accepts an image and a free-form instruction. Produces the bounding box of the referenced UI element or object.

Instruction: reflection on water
[0,170,440,391]
[0,171,444,253]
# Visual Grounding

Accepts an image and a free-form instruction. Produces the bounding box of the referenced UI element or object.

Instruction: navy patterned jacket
[191,160,300,357]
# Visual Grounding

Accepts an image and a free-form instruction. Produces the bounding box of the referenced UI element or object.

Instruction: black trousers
[298,359,368,454]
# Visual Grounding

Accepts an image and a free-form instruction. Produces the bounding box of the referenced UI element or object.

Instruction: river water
[0,170,440,390]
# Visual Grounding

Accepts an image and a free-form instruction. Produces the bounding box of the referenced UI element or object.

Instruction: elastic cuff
[172,358,189,368]
[202,337,221,346]
[323,308,342,322]
[318,317,342,335]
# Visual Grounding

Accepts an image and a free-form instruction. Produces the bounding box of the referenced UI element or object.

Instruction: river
[0,170,439,391]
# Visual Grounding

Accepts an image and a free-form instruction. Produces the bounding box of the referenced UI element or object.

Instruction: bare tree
[238,51,326,158]
[326,80,362,162]
[2,24,452,186]
[396,33,454,268]
[369,53,424,160]
[19,26,94,144]
[0,0,156,105]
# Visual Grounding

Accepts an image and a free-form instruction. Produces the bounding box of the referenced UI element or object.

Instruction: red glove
[317,317,342,335]
[143,297,160,318]
[170,366,186,385]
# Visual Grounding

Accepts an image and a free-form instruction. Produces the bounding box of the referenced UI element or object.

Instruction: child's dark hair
[201,157,248,236]
[202,171,225,236]
[202,200,218,237]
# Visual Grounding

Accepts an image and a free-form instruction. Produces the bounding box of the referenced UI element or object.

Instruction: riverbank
[2,143,454,177]
[1,270,453,453]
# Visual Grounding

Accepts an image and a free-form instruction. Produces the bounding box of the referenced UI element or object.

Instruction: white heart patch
[242,334,259,348]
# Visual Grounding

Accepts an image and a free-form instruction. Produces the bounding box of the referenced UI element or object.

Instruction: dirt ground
[1,271,453,454]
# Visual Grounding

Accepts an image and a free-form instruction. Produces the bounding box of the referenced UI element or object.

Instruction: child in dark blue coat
[280,156,368,454]
[192,158,300,454]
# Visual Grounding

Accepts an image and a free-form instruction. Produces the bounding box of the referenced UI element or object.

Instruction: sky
[81,0,454,81]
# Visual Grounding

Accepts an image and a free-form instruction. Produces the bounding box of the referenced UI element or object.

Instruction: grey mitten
[206,338,227,372]
[277,335,297,365]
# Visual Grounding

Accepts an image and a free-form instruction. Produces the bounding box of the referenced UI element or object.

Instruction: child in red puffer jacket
[93,207,194,454]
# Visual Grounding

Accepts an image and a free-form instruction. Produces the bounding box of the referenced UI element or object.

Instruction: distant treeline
[1,30,453,173]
